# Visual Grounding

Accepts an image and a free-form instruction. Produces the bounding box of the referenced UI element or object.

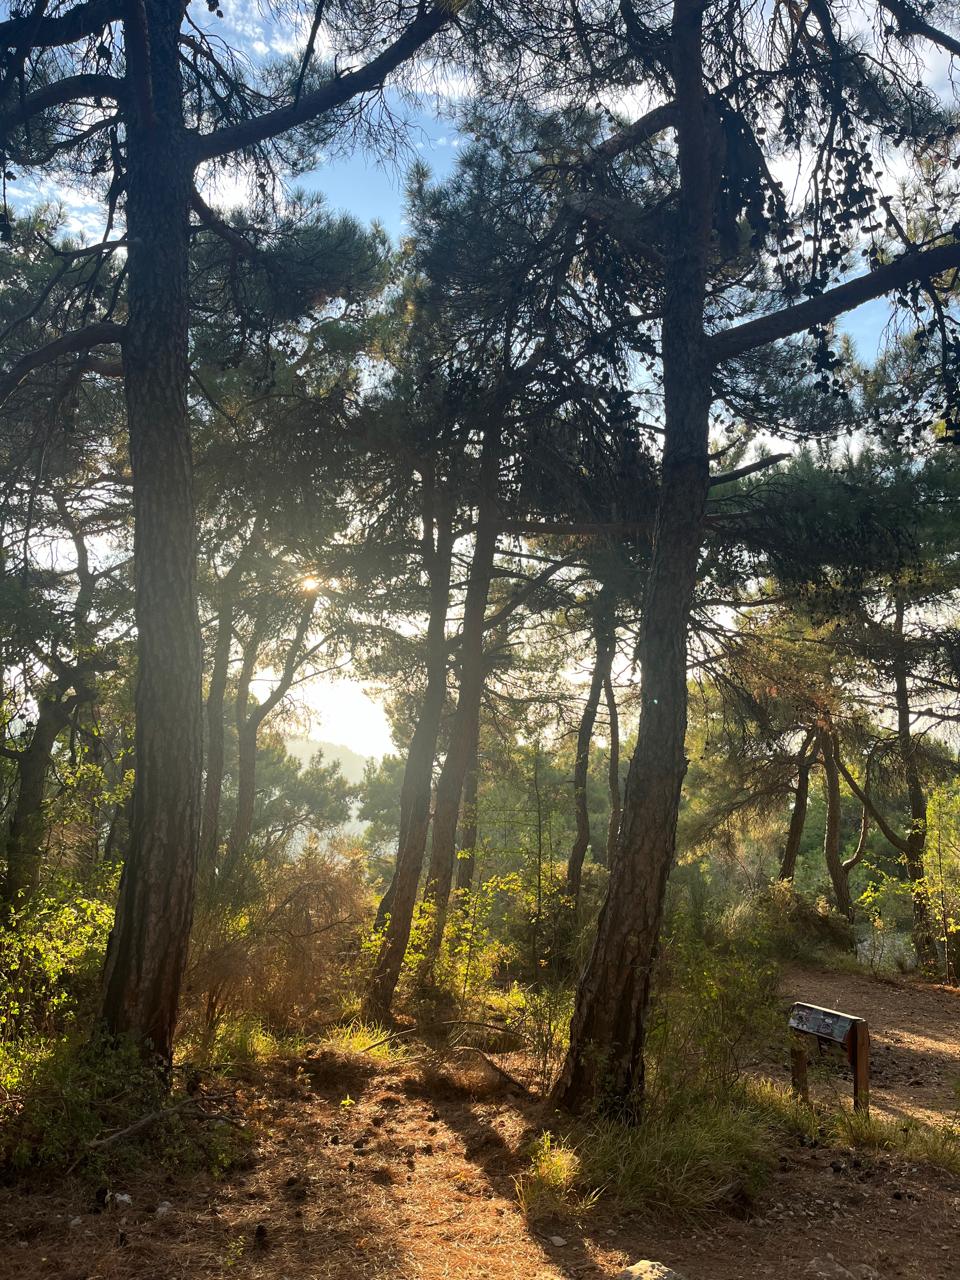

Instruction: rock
[155,1201,173,1218]
[69,1216,83,1230]
[548,1235,567,1247]
[109,1193,132,1210]
[615,1264,687,1280]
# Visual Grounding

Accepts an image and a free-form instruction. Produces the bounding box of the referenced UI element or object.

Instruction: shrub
[185,836,370,1038]
[0,886,115,1042]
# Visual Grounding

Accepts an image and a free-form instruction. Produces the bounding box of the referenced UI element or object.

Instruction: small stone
[110,1193,132,1209]
[616,1264,687,1280]
[155,1201,173,1219]
[549,1235,567,1247]
[69,1217,83,1230]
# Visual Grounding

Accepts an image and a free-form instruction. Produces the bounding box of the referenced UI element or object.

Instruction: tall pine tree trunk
[601,670,620,869]
[778,736,814,882]
[199,585,235,868]
[892,596,938,965]
[416,432,500,981]
[2,697,70,907]
[100,0,202,1061]
[565,611,614,902]
[365,489,455,1016]
[551,0,716,1115]
[821,733,852,920]
[455,751,480,893]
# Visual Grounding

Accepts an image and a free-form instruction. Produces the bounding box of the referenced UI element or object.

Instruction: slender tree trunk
[100,0,201,1062]
[821,733,852,920]
[227,593,316,861]
[365,493,455,1016]
[455,750,480,894]
[230,719,260,861]
[778,742,813,882]
[416,433,500,981]
[566,612,614,901]
[601,671,620,869]
[892,597,938,965]
[199,586,235,868]
[551,0,716,1116]
[2,697,69,907]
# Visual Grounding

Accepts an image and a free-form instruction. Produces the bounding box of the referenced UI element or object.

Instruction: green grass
[514,1133,600,1218]
[319,1019,413,1062]
[517,1076,960,1222]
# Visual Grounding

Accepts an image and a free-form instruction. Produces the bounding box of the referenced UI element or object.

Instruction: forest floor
[2,967,960,1280]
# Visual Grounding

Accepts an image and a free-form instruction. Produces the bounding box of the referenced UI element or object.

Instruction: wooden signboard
[788,1001,870,1114]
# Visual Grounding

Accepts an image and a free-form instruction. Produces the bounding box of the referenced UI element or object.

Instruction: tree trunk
[100,0,202,1062]
[821,733,852,920]
[365,491,455,1017]
[230,718,260,862]
[455,751,480,894]
[2,697,69,907]
[778,743,813,882]
[601,670,620,869]
[892,597,938,965]
[416,433,500,981]
[199,585,235,868]
[550,0,716,1116]
[565,612,614,901]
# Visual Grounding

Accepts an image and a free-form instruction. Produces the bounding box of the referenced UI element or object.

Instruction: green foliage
[0,1033,250,1178]
[0,885,116,1039]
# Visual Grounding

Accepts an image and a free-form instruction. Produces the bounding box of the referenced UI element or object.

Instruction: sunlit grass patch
[320,1019,413,1062]
[514,1133,600,1218]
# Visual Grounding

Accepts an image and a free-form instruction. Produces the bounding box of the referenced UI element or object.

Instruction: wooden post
[790,1036,809,1104]
[851,1021,870,1115]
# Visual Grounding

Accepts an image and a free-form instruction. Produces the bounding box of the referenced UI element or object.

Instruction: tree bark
[891,596,939,965]
[100,0,201,1062]
[550,0,716,1116]
[565,611,614,901]
[455,751,480,894]
[2,696,71,907]
[416,430,500,981]
[601,671,620,869]
[778,736,815,882]
[821,732,853,920]
[365,487,455,1017]
[227,593,317,861]
[199,580,237,869]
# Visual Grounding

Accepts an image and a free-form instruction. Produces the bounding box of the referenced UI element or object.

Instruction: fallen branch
[72,1090,237,1169]
[452,1045,532,1095]
[360,1026,418,1053]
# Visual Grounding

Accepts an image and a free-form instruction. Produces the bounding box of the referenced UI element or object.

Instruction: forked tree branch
[0,72,124,133]
[191,3,457,164]
[878,0,960,60]
[0,321,125,409]
[0,0,120,51]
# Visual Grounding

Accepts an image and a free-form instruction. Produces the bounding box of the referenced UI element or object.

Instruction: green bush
[0,887,115,1041]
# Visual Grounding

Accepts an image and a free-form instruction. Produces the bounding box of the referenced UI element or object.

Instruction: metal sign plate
[788,1002,860,1044]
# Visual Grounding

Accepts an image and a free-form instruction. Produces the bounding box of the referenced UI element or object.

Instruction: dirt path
[2,969,960,1280]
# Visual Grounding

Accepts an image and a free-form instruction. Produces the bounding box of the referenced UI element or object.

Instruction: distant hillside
[284,736,370,785]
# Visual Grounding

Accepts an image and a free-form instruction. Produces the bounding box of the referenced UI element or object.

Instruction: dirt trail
[2,969,960,1280]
